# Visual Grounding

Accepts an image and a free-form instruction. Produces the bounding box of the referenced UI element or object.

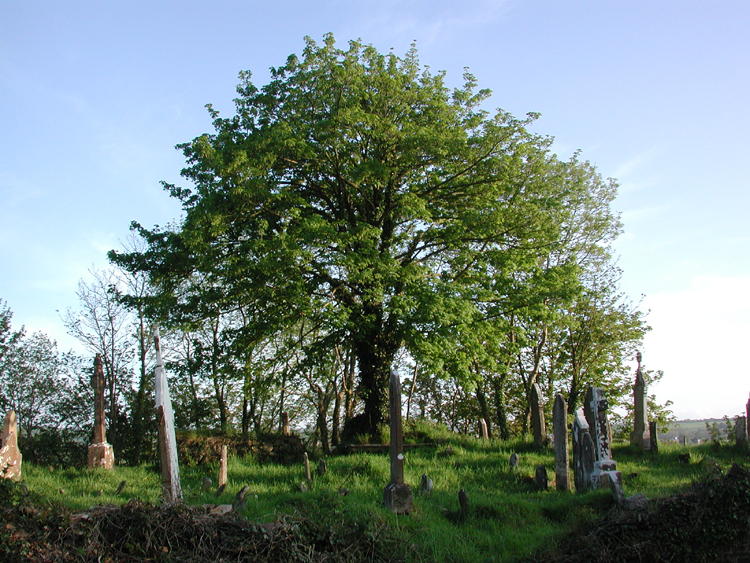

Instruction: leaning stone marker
[553,394,570,491]
[535,464,549,491]
[303,452,312,489]
[0,410,22,480]
[629,352,650,450]
[383,369,413,514]
[649,421,659,454]
[88,354,115,469]
[153,327,182,503]
[219,445,228,488]
[479,419,489,439]
[530,383,547,447]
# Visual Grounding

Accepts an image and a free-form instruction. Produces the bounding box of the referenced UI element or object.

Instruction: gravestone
[281,412,290,436]
[746,394,750,442]
[479,418,489,439]
[530,383,547,447]
[458,489,469,519]
[420,473,433,495]
[87,354,115,469]
[383,369,413,514]
[201,477,212,493]
[509,452,519,469]
[318,458,327,476]
[649,421,659,453]
[0,410,22,480]
[553,394,570,491]
[583,386,619,488]
[629,352,650,450]
[572,409,595,493]
[535,464,548,491]
[153,327,182,503]
[218,445,228,488]
[735,416,748,447]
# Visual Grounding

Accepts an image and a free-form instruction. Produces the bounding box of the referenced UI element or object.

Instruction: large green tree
[112,35,618,439]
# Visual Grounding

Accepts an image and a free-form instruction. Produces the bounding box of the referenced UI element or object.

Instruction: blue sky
[1,1,748,419]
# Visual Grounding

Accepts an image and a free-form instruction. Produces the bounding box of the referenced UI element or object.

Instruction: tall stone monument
[572,409,594,493]
[553,393,570,491]
[154,327,182,503]
[629,351,650,450]
[383,369,412,514]
[530,382,547,447]
[0,410,22,480]
[88,354,115,469]
[583,386,620,489]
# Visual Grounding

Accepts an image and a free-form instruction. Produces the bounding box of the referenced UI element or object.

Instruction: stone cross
[383,369,412,513]
[553,394,570,491]
[629,352,650,450]
[0,410,22,480]
[154,327,182,503]
[530,383,547,447]
[88,354,114,469]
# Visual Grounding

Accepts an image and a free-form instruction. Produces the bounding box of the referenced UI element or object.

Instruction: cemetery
[3,361,750,562]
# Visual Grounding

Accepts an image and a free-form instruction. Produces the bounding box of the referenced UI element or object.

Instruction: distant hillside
[661,418,737,444]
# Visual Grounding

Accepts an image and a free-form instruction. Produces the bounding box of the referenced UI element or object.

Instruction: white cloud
[641,274,750,419]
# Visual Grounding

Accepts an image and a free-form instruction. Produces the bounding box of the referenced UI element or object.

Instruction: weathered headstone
[746,393,750,442]
[553,394,570,491]
[303,452,312,489]
[509,452,519,469]
[0,411,22,480]
[153,327,182,503]
[629,352,650,450]
[281,412,290,436]
[534,464,548,491]
[479,418,489,439]
[530,383,547,447]
[649,421,659,454]
[735,416,748,446]
[681,435,688,447]
[318,458,327,476]
[583,386,620,488]
[458,489,469,519]
[572,409,594,493]
[420,473,433,495]
[219,445,228,488]
[201,477,212,493]
[383,370,413,514]
[87,354,115,469]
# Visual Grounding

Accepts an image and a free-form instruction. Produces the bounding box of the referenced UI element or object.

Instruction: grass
[15,427,750,563]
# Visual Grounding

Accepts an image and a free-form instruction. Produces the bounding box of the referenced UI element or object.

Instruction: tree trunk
[492,374,510,440]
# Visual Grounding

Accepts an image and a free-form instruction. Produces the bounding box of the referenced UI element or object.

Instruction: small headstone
[201,477,212,493]
[649,421,659,454]
[235,485,250,501]
[299,481,308,493]
[530,383,547,447]
[281,412,290,436]
[303,452,312,489]
[509,453,519,469]
[534,464,548,491]
[219,445,228,488]
[318,458,327,476]
[458,489,469,519]
[420,473,434,495]
[0,410,22,480]
[552,394,570,492]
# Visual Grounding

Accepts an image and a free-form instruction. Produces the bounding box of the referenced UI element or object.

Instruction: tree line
[0,35,670,465]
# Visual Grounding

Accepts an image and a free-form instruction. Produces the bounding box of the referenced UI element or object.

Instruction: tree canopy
[111,34,636,440]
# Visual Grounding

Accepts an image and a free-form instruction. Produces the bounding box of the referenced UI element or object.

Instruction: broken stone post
[479,418,489,439]
[0,411,22,480]
[735,416,748,447]
[572,409,594,493]
[553,394,570,491]
[383,369,413,513]
[649,421,659,453]
[281,412,290,436]
[303,452,312,489]
[87,354,115,469]
[629,352,650,450]
[218,445,228,488]
[153,327,182,503]
[583,386,620,489]
[530,383,547,447]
